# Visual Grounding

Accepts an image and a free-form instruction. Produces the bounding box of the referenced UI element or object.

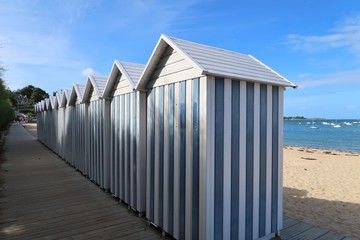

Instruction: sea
[284,119,360,152]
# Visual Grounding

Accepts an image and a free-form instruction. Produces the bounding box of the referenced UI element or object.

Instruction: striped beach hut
[82,75,109,189]
[68,84,86,172]
[136,34,296,240]
[102,60,147,213]
[61,89,73,163]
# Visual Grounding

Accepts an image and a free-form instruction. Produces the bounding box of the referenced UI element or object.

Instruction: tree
[0,69,15,130]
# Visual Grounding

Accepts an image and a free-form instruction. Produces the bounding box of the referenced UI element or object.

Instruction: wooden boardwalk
[0,124,163,240]
[0,124,356,240]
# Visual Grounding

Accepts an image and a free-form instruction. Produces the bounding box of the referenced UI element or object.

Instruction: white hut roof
[55,91,63,107]
[82,75,108,103]
[137,34,296,89]
[103,61,145,98]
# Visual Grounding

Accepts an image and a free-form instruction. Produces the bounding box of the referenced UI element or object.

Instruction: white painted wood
[253,83,260,239]
[222,78,232,240]
[173,82,180,239]
[266,85,273,234]
[129,94,134,205]
[205,76,215,240]
[119,96,124,198]
[199,76,207,240]
[238,80,247,240]
[278,87,284,230]
[150,68,201,88]
[185,79,193,240]
[163,85,169,232]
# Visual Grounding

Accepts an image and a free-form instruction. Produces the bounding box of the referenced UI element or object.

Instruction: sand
[283,146,360,238]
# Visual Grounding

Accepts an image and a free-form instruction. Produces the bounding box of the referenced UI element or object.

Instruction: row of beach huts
[35,34,296,240]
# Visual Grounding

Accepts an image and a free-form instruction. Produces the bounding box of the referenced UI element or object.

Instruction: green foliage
[0,78,15,130]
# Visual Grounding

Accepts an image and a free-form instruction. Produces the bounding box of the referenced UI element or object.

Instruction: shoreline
[283,146,360,238]
[284,145,360,154]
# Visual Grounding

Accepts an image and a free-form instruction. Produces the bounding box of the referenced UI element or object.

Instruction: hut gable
[82,75,107,103]
[52,95,59,109]
[69,84,85,106]
[137,34,296,89]
[61,89,71,107]
[103,60,145,98]
[55,91,63,108]
[44,98,50,110]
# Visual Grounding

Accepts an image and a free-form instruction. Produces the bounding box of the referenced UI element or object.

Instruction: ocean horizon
[284,119,360,152]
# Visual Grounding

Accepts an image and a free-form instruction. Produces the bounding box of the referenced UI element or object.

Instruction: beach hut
[68,84,86,173]
[82,75,109,189]
[136,34,296,240]
[102,60,146,213]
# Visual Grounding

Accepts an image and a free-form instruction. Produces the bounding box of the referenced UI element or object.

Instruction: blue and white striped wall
[110,91,147,212]
[146,76,283,240]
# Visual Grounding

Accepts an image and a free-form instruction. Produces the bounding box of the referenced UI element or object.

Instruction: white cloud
[295,69,360,89]
[286,15,360,56]
[81,68,98,76]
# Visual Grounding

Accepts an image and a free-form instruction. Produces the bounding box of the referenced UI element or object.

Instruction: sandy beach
[283,146,360,238]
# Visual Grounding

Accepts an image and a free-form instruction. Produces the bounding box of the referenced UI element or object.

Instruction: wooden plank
[283,216,300,229]
[316,231,348,240]
[280,221,313,239]
[287,226,329,240]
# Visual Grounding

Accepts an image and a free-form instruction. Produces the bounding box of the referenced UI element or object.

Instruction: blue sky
[0,0,359,119]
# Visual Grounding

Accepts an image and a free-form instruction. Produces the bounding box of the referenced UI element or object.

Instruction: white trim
[199,76,207,240]
[173,82,180,239]
[205,76,215,240]
[154,87,160,224]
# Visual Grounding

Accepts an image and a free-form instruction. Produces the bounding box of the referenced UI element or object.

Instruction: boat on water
[333,124,341,128]
[310,121,319,129]
[344,121,352,126]
[322,122,330,125]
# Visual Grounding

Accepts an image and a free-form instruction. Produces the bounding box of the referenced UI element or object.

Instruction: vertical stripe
[205,76,215,240]
[223,78,232,240]
[214,77,224,239]
[126,94,131,202]
[192,78,200,240]
[173,83,180,239]
[121,95,125,199]
[259,85,267,237]
[253,83,260,239]
[246,82,254,240]
[154,88,160,224]
[179,81,186,240]
[115,96,119,197]
[146,90,152,220]
[231,80,240,239]
[168,84,175,235]
[163,85,169,232]
[266,86,273,234]
[271,86,279,232]
[185,79,193,240]
[150,90,155,221]
[158,86,164,228]
[278,87,284,230]
[133,93,137,208]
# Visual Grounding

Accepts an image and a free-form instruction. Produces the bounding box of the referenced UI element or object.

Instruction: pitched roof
[60,89,71,107]
[68,84,86,105]
[137,34,296,89]
[82,75,108,103]
[45,98,50,110]
[103,60,145,98]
